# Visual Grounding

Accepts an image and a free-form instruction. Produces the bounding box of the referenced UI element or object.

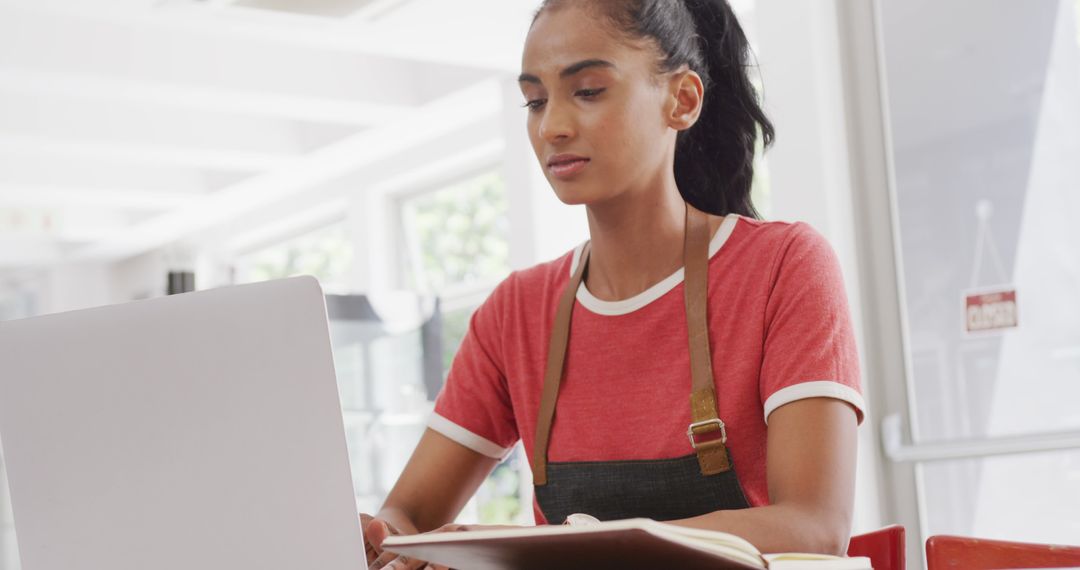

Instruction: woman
[363,1,864,568]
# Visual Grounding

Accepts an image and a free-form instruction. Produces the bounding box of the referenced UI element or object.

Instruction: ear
[665,69,705,132]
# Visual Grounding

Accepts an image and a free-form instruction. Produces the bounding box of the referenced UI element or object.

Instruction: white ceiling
[0,0,538,269]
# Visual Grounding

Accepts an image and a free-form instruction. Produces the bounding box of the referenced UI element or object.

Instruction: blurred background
[0,0,1078,568]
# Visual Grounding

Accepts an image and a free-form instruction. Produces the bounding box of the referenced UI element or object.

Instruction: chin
[548,180,608,207]
[550,189,596,207]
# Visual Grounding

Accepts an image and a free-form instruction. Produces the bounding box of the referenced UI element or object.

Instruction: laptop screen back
[0,277,365,570]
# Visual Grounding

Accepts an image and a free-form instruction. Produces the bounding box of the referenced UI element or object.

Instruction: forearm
[373,429,500,535]
[682,399,859,555]
[667,503,851,555]
[373,505,421,535]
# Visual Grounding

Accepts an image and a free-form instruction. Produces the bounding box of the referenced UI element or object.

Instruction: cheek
[589,96,666,165]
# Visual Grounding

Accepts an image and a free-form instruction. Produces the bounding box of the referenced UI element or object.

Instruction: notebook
[383,518,872,570]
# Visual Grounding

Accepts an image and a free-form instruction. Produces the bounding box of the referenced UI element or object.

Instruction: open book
[382,518,872,570]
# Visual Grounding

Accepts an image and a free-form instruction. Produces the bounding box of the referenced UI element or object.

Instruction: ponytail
[536,0,774,218]
[677,0,773,218]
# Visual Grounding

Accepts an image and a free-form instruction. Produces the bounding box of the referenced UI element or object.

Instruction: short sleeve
[429,277,520,459]
[759,223,865,424]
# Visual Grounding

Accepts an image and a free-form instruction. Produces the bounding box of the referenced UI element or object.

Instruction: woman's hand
[362,513,438,569]
[361,513,409,569]
[363,517,522,570]
[358,429,503,568]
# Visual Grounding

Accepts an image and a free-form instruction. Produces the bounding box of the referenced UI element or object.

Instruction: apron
[531,203,751,525]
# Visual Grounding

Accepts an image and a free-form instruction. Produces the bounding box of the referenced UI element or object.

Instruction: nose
[538,100,575,144]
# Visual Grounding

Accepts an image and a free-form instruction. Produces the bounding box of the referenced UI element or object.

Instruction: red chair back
[848,525,906,570]
[926,535,1080,569]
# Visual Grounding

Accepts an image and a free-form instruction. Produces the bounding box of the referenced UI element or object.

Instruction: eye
[522,98,547,111]
[575,88,606,99]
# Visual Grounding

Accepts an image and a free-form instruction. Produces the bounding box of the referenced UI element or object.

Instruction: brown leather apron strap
[684,204,732,475]
[532,242,591,486]
[531,203,731,487]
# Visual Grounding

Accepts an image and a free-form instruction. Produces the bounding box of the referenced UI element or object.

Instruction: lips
[547,154,590,179]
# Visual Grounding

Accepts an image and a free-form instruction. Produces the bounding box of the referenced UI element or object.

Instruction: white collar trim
[568,214,740,317]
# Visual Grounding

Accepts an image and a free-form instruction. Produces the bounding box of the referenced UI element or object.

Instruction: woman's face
[519,5,681,207]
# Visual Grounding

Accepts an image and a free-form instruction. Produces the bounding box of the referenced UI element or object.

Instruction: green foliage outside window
[440,305,475,377]
[401,172,510,293]
[400,172,517,525]
[476,458,524,524]
[240,223,353,291]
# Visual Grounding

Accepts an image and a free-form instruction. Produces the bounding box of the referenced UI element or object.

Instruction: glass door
[876,0,1080,553]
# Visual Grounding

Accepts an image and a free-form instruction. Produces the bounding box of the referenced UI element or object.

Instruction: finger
[367,520,394,549]
[370,550,399,569]
[384,555,427,570]
[361,516,379,564]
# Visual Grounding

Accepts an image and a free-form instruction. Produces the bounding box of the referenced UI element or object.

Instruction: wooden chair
[926,535,1080,569]
[848,525,906,570]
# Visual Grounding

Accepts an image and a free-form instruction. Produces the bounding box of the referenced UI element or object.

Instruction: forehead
[522,5,650,76]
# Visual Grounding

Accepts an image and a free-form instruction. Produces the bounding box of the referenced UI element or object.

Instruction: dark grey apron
[531,203,751,525]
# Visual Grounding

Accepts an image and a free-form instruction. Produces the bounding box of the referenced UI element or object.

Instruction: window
[398,171,510,295]
[877,0,1080,550]
[398,170,511,372]
[234,222,354,293]
[0,279,39,322]
[395,171,521,524]
[751,122,773,219]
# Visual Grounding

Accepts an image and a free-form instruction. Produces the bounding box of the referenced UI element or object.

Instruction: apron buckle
[687,418,728,449]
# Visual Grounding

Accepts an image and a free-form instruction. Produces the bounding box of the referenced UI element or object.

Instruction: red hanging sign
[964,201,1018,335]
[964,288,1019,333]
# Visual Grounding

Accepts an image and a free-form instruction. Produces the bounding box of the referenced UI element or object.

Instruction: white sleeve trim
[427,412,512,460]
[763,381,866,425]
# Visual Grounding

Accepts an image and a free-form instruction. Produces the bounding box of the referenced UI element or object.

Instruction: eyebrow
[518,59,616,84]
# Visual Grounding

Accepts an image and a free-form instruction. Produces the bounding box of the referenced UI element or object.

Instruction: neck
[583,180,688,301]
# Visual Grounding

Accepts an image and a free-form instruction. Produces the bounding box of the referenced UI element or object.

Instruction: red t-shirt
[429,215,864,524]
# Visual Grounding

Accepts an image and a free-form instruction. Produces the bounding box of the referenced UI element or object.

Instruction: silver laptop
[0,277,366,570]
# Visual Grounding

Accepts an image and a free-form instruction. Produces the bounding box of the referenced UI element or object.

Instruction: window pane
[879,0,1080,553]
[328,305,433,514]
[400,172,510,292]
[440,304,476,375]
[1076,0,1080,47]
[881,0,1080,441]
[0,282,38,322]
[920,449,1080,544]
[237,223,353,292]
[474,448,528,525]
[750,124,773,219]
[398,172,520,525]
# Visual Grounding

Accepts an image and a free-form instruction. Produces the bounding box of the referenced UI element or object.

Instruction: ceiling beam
[0,1,533,72]
[0,5,444,107]
[74,79,505,261]
[0,186,201,211]
[0,134,292,172]
[0,68,410,127]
